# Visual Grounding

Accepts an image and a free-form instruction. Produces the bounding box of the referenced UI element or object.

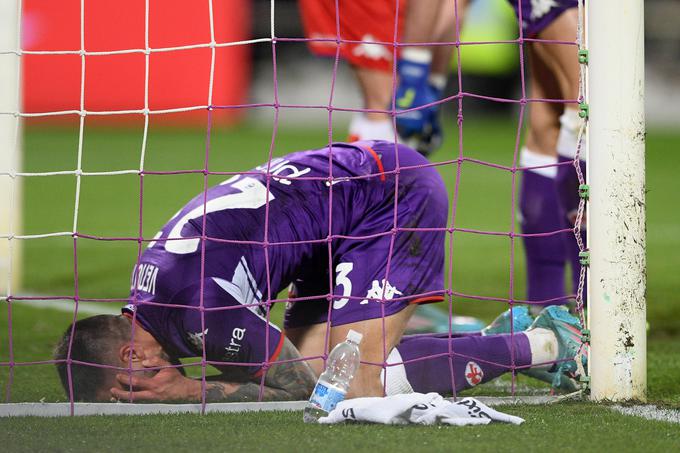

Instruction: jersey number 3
[333,262,354,310]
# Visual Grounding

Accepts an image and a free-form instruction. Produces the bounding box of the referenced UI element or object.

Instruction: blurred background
[19,0,680,127]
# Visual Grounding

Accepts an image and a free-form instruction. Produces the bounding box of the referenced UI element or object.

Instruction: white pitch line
[0,395,564,417]
[10,298,120,316]
[611,405,680,425]
[0,401,307,417]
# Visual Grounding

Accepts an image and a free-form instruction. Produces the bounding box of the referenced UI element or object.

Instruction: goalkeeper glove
[406,82,443,157]
[394,55,443,156]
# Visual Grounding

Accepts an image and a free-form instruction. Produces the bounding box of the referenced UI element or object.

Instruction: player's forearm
[202,380,303,403]
[198,338,315,403]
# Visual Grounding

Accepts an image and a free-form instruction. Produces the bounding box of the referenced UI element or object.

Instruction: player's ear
[118,343,145,365]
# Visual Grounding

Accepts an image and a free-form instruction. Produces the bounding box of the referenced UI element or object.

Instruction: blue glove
[394,58,443,156]
[412,83,444,156]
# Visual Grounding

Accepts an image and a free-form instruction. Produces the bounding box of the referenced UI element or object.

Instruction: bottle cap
[346,329,363,344]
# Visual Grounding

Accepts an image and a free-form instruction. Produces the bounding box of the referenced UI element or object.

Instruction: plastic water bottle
[303,329,363,423]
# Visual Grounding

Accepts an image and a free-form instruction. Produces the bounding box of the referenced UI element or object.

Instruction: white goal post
[0,0,22,297]
[587,0,647,401]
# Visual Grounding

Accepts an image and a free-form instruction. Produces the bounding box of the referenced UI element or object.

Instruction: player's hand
[402,84,444,156]
[394,57,443,156]
[397,84,443,157]
[110,356,201,402]
[394,56,433,136]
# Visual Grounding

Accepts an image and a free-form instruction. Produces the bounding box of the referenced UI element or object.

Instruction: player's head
[53,314,136,402]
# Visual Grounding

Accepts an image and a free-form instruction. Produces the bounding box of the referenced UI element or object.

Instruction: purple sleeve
[126,278,283,376]
[177,278,283,376]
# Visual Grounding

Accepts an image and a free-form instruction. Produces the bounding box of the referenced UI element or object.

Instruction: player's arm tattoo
[202,338,316,403]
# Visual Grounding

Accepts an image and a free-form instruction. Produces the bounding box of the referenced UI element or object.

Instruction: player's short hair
[53,314,131,402]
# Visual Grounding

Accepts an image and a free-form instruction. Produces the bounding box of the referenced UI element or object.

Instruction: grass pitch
[1,116,679,451]
[2,404,680,452]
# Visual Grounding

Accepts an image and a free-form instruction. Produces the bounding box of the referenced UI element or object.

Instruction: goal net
[0,0,645,416]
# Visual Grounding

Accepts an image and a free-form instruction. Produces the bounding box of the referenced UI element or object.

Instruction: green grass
[1,117,679,450]
[2,404,680,453]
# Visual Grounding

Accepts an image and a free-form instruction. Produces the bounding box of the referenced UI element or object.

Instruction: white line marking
[612,405,680,424]
[0,401,307,417]
[10,298,120,316]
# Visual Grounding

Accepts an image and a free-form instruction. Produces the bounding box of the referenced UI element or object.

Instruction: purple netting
[2,0,588,413]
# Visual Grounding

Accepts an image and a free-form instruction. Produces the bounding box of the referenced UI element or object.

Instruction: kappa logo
[530,0,560,20]
[352,34,391,61]
[465,361,484,386]
[212,257,280,333]
[186,328,208,351]
[360,279,403,305]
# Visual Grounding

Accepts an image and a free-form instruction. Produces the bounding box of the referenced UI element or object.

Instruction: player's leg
[402,0,467,155]
[532,8,586,299]
[285,292,421,397]
[286,304,418,398]
[530,9,580,107]
[391,330,533,394]
[331,305,417,398]
[520,45,568,306]
[298,0,405,142]
[348,67,397,142]
[386,305,585,395]
[345,0,404,142]
[430,0,467,89]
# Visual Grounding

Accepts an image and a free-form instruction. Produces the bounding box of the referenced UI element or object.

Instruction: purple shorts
[284,142,448,329]
[508,0,578,37]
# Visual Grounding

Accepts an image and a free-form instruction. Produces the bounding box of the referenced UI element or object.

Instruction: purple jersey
[123,141,447,375]
[508,0,578,36]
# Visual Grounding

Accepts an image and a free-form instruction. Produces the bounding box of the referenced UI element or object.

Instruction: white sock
[520,146,558,179]
[428,73,447,91]
[401,47,433,64]
[556,108,584,161]
[348,113,397,142]
[380,348,414,396]
[525,328,559,369]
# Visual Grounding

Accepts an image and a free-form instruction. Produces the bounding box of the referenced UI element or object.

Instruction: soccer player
[510,1,585,306]
[54,141,585,402]
[297,0,465,153]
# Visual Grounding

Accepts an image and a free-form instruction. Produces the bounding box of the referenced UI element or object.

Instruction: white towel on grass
[317,392,524,426]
